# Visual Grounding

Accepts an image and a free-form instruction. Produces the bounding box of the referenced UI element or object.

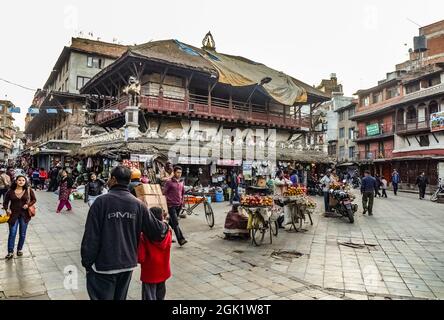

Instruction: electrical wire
[0,77,36,92]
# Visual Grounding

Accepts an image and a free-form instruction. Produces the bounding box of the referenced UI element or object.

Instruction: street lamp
[246,77,272,103]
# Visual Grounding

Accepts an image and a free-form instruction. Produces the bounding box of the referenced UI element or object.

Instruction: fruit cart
[279,186,316,232]
[240,186,278,246]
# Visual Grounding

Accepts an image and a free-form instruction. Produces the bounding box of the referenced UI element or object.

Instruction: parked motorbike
[431,178,444,202]
[329,187,358,223]
[352,176,361,189]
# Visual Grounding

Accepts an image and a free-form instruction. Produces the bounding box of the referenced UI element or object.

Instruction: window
[365,144,370,159]
[428,75,441,87]
[349,146,355,159]
[419,135,430,147]
[339,146,345,160]
[76,76,91,90]
[87,56,103,69]
[348,107,355,118]
[349,127,355,139]
[386,86,399,99]
[372,91,382,104]
[406,82,420,94]
[339,111,345,121]
[361,96,370,107]
[339,128,345,139]
[378,141,384,158]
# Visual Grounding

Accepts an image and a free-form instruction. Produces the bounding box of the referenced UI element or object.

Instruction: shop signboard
[366,123,380,136]
[178,156,208,165]
[243,161,253,180]
[217,159,242,166]
[430,111,444,132]
[130,154,154,163]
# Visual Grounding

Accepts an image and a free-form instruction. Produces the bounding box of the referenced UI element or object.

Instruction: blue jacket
[361,176,378,193]
[392,173,400,184]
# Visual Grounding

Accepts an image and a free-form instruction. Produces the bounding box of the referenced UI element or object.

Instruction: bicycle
[244,206,278,246]
[180,192,215,228]
[287,202,313,232]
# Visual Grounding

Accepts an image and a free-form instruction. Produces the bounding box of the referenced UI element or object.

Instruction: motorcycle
[352,176,361,189]
[329,187,358,223]
[431,178,444,202]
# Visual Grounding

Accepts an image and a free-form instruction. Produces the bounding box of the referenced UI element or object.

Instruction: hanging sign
[431,111,444,132]
[366,123,380,136]
[242,161,253,180]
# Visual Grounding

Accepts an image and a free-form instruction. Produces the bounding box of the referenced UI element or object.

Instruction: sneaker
[17,251,23,257]
[5,253,13,260]
[178,239,188,246]
[179,213,187,219]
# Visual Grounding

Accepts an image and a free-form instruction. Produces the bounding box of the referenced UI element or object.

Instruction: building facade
[78,35,332,185]
[335,100,358,163]
[24,37,127,170]
[352,20,444,189]
[0,100,15,165]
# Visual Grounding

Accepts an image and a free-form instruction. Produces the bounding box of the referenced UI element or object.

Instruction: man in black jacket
[81,166,169,300]
[361,170,378,216]
[416,172,429,200]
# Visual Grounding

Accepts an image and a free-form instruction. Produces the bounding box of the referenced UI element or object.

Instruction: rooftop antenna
[406,18,422,28]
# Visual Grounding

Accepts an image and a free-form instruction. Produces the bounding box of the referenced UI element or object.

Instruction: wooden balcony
[396,120,430,135]
[357,149,393,161]
[354,123,395,142]
[95,94,311,129]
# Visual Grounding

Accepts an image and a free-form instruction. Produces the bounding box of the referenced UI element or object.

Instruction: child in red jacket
[138,207,172,300]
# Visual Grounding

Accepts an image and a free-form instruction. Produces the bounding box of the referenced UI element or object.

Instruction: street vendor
[223,202,249,239]
[273,170,291,196]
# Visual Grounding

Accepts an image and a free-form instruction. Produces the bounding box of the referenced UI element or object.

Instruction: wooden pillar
[229,90,233,119]
[208,83,212,114]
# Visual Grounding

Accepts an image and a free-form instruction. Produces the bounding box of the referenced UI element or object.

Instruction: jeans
[142,282,166,300]
[229,186,239,204]
[168,206,185,242]
[57,199,72,212]
[86,270,133,300]
[323,192,330,213]
[382,189,387,198]
[392,182,398,195]
[362,192,374,214]
[8,216,28,253]
[419,186,426,199]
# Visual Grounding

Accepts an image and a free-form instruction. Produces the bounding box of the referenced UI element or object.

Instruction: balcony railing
[95,94,312,129]
[355,123,394,141]
[357,149,393,161]
[396,119,430,134]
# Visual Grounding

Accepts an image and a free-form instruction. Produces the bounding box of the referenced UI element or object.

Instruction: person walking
[229,170,239,205]
[361,170,378,216]
[56,170,74,214]
[381,176,388,198]
[375,174,382,198]
[84,173,106,207]
[416,171,429,200]
[391,169,400,195]
[39,168,48,190]
[320,169,333,214]
[138,207,172,300]
[31,168,40,190]
[2,175,36,260]
[81,166,169,300]
[47,166,60,192]
[163,166,187,246]
[0,168,12,206]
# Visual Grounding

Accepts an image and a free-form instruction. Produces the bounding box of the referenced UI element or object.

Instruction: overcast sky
[1,0,443,130]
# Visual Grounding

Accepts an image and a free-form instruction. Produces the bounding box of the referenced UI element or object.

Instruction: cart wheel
[291,207,303,232]
[269,219,278,243]
[204,202,215,228]
[251,216,265,246]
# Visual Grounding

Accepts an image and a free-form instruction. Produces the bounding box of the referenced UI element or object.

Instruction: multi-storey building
[0,100,15,165]
[335,100,358,163]
[78,34,331,185]
[24,37,128,170]
[352,19,444,189]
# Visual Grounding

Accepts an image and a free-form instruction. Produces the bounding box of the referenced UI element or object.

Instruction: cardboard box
[135,184,163,197]
[138,194,169,214]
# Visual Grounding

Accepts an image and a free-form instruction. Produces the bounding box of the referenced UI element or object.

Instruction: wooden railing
[96,94,311,129]
[358,149,393,160]
[396,120,430,133]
